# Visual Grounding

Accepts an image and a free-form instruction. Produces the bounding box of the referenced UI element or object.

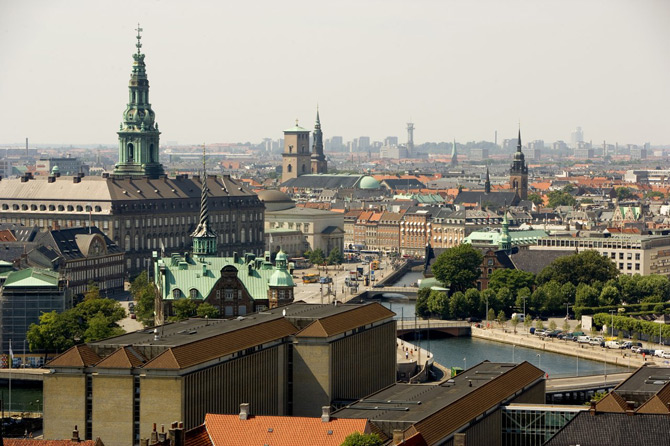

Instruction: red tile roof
[200,413,369,446]
[185,424,213,446]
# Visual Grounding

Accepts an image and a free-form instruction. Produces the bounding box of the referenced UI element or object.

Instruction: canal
[380,299,630,378]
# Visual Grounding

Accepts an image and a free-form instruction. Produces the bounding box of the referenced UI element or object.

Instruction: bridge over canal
[396,319,470,338]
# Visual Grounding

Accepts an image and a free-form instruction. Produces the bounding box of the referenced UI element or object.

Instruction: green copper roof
[464,229,548,246]
[4,268,60,288]
[283,125,309,133]
[156,253,294,301]
[268,269,293,287]
[359,176,381,190]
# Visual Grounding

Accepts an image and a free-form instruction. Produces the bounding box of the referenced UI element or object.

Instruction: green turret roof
[359,176,381,190]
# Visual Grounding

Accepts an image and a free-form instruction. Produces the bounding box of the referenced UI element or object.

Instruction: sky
[1,0,669,146]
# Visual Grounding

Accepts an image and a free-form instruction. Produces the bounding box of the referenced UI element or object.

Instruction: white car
[661,351,670,359]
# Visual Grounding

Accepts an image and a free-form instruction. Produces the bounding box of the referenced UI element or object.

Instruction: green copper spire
[499,211,512,252]
[113,25,165,178]
[310,105,327,173]
[191,144,217,255]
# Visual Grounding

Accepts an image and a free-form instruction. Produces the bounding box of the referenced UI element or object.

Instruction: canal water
[380,299,630,378]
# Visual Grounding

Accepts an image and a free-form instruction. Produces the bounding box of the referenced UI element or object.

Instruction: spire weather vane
[135,23,143,54]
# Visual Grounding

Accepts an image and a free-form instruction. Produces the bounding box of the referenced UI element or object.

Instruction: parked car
[605,340,623,349]
[546,330,562,338]
[534,329,547,337]
[622,341,642,350]
[529,327,536,335]
[654,349,665,358]
[466,316,482,323]
[577,336,591,344]
[662,351,670,359]
[589,337,604,346]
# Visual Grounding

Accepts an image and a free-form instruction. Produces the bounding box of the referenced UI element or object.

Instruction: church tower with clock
[509,129,528,200]
[113,25,165,178]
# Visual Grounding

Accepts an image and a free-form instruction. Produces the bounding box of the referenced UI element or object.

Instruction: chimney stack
[239,403,250,420]
[392,429,404,445]
[150,423,158,444]
[72,425,80,442]
[589,400,597,416]
[626,401,635,416]
[321,406,331,423]
[168,421,185,446]
[453,433,466,446]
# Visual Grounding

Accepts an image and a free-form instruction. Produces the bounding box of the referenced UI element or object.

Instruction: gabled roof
[508,249,574,275]
[95,346,147,369]
[47,344,102,368]
[143,317,298,370]
[594,390,628,412]
[185,424,213,446]
[453,190,518,206]
[199,413,369,446]
[544,412,670,446]
[637,380,670,414]
[3,268,60,288]
[296,303,394,338]
[33,226,121,261]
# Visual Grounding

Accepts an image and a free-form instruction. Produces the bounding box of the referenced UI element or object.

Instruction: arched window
[127,143,134,161]
[287,164,292,173]
[48,205,55,211]
[173,289,182,299]
[58,205,64,211]
[189,288,198,299]
[240,228,246,244]
[134,235,139,251]
[301,164,306,173]
[124,235,131,252]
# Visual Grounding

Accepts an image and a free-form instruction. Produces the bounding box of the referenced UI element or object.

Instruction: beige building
[265,207,344,256]
[43,302,396,446]
[532,233,670,277]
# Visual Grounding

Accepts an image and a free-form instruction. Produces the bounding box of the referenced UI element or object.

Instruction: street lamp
[463,357,467,370]
[537,353,542,371]
[485,296,489,325]
[609,309,616,338]
[521,296,527,320]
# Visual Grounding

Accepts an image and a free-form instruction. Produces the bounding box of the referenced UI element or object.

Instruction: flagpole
[9,340,12,415]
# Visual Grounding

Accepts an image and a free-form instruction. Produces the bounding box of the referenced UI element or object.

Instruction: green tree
[488,308,496,322]
[449,291,469,320]
[326,247,344,265]
[549,320,557,331]
[196,303,220,319]
[538,250,619,287]
[307,249,325,266]
[527,193,544,207]
[511,315,520,333]
[488,269,535,296]
[464,288,481,316]
[547,190,576,208]
[340,432,383,446]
[26,311,78,362]
[84,281,101,301]
[560,282,577,305]
[538,281,564,314]
[599,285,622,306]
[535,319,545,330]
[172,299,197,320]
[497,310,507,326]
[496,287,514,313]
[431,244,483,293]
[427,290,450,319]
[524,317,533,330]
[575,283,599,308]
[415,287,430,318]
[83,312,125,343]
[131,272,156,327]
[73,297,126,330]
[615,187,635,200]
[562,319,571,332]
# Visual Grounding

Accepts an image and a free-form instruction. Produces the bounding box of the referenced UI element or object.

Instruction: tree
[599,285,621,307]
[511,316,520,333]
[196,303,220,319]
[427,290,450,319]
[26,311,78,362]
[131,272,156,327]
[547,190,576,208]
[497,310,507,326]
[487,308,496,322]
[172,299,197,320]
[464,289,481,317]
[449,292,469,320]
[535,319,545,330]
[84,281,101,301]
[527,193,544,207]
[83,312,124,343]
[524,317,533,330]
[549,320,557,331]
[562,319,571,332]
[340,432,383,446]
[576,283,599,308]
[431,244,483,293]
[307,249,325,267]
[496,287,514,313]
[488,269,535,296]
[326,248,344,265]
[415,287,430,318]
[615,187,635,201]
[537,250,619,287]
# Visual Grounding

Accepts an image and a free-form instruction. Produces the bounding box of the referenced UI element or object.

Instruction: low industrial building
[42,302,396,446]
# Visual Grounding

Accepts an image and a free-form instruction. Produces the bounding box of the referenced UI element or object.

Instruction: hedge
[592,313,670,341]
[575,302,670,319]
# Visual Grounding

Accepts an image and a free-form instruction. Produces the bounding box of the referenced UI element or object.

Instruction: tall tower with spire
[311,107,327,174]
[485,167,491,194]
[509,129,528,200]
[450,139,458,167]
[191,145,217,256]
[406,122,415,157]
[113,25,164,178]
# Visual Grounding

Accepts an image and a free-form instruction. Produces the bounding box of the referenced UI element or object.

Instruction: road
[546,372,631,391]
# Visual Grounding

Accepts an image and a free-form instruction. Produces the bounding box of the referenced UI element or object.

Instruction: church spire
[113,25,164,178]
[517,127,522,152]
[450,139,458,166]
[311,105,327,174]
[485,167,491,194]
[191,144,217,256]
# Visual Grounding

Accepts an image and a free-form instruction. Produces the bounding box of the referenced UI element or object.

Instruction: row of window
[122,228,263,251]
[68,264,124,282]
[1,203,103,212]
[603,251,641,261]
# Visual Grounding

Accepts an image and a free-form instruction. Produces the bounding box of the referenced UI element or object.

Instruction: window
[173,289,182,298]
[619,263,624,269]
[224,289,234,301]
[189,289,198,298]
[619,253,624,260]
[611,252,616,259]
[635,263,640,271]
[635,253,640,260]
[627,263,632,270]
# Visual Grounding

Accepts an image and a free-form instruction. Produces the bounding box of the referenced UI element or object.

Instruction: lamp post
[537,353,542,371]
[609,309,616,339]
[463,357,467,370]
[485,296,489,325]
[521,296,527,320]
[512,344,515,363]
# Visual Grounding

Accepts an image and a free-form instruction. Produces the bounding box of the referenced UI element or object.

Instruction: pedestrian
[405,351,409,360]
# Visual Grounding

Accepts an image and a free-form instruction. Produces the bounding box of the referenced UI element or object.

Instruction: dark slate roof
[321,226,343,234]
[0,243,35,263]
[508,249,574,275]
[282,174,362,189]
[544,412,670,446]
[453,190,519,206]
[381,178,425,190]
[33,226,122,261]
[0,224,39,242]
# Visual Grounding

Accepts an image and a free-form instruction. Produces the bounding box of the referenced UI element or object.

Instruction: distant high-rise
[384,136,398,147]
[570,126,584,148]
[358,136,371,150]
[113,25,164,178]
[450,139,458,166]
[406,122,415,156]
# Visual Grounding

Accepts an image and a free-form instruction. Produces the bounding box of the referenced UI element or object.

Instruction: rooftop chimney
[150,423,158,444]
[72,425,80,442]
[626,400,636,416]
[239,403,250,420]
[168,421,185,446]
[589,400,597,416]
[453,433,466,446]
[392,429,404,445]
[321,406,331,423]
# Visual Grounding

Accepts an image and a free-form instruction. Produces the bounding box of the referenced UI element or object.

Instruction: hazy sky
[1,0,669,146]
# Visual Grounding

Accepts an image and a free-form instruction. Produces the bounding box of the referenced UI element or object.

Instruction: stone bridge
[396,319,471,338]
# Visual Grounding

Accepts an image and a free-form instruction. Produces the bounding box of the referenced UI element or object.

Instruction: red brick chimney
[71,425,80,442]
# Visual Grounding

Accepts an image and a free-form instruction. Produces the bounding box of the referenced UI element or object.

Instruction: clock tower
[509,129,528,200]
[282,120,310,183]
[113,25,164,178]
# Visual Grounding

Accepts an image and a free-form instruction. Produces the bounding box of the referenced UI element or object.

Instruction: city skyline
[1,0,669,146]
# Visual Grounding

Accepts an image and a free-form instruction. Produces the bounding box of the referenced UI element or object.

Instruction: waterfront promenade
[472,326,647,368]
